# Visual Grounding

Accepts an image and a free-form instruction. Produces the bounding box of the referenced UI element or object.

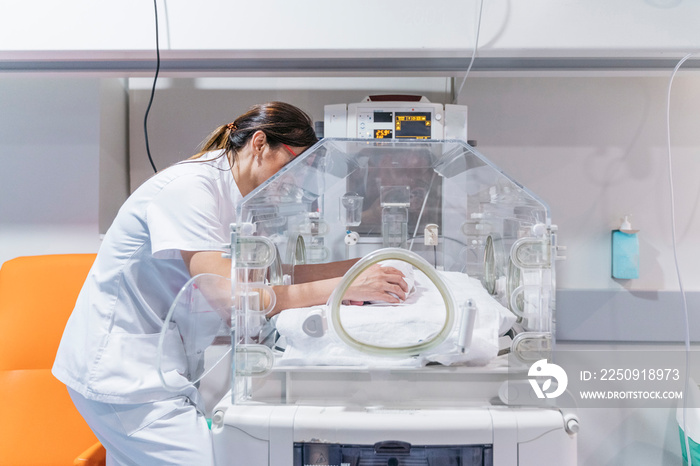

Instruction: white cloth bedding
[275,269,516,367]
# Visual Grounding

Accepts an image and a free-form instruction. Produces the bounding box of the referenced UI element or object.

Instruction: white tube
[457,299,477,353]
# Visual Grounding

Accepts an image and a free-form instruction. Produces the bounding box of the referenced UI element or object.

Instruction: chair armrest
[74,441,106,466]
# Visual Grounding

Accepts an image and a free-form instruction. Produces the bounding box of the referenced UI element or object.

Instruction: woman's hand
[342,264,409,305]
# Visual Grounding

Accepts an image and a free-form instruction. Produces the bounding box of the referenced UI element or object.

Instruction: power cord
[453,0,485,104]
[666,52,695,466]
[143,0,161,173]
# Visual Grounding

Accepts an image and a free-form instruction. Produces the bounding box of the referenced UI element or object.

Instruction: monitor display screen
[373,111,393,123]
[395,112,432,139]
[374,129,393,139]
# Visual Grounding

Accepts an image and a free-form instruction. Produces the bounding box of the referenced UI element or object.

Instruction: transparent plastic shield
[239,139,554,336]
[157,273,232,391]
[227,139,559,405]
[157,271,280,395]
[229,228,279,403]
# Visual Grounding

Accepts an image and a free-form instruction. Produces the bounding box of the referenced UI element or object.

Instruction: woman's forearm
[292,259,359,283]
[270,277,342,316]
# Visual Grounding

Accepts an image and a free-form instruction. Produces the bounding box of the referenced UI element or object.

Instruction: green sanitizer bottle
[611,215,639,279]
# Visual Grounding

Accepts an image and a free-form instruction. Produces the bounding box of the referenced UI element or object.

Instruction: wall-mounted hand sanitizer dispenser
[612,216,639,279]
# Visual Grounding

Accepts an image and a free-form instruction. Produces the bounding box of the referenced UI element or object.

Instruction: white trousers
[68,388,214,466]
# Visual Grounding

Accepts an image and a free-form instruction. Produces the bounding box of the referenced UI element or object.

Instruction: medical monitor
[324,95,468,141]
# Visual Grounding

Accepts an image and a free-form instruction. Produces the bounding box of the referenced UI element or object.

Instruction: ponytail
[190,102,318,163]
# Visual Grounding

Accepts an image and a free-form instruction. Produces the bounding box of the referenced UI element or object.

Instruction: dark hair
[191,101,318,162]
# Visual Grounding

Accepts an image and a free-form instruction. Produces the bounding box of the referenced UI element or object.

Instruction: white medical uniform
[53,151,241,465]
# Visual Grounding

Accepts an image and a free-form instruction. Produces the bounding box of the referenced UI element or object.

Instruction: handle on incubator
[510,237,551,269]
[511,332,552,364]
[234,235,278,269]
[234,344,274,377]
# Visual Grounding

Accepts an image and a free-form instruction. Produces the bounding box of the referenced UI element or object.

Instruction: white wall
[2,1,698,58]
[99,79,130,233]
[463,74,700,292]
[0,77,128,265]
[0,78,100,264]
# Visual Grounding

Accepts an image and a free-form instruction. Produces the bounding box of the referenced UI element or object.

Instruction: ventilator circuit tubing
[327,248,456,357]
[667,52,696,466]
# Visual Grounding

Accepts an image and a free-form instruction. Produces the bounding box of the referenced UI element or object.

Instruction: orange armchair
[0,254,106,466]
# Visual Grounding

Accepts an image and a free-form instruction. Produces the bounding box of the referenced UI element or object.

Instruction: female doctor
[52,102,408,465]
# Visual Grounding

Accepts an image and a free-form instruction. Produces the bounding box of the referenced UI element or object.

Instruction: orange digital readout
[396,115,427,122]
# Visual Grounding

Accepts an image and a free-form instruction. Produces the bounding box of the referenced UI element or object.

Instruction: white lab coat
[52,152,240,464]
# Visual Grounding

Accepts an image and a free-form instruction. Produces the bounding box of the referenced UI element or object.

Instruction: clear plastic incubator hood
[159,137,574,466]
[238,137,557,358]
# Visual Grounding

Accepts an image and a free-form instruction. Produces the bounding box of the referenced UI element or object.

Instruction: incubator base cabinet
[209,364,576,466]
[211,401,576,466]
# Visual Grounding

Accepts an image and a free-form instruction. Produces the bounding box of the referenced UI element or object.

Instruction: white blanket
[275,269,516,367]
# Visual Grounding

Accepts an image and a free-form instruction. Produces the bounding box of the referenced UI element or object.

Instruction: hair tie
[226,122,237,132]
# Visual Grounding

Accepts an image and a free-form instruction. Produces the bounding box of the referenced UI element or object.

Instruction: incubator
[159,111,573,465]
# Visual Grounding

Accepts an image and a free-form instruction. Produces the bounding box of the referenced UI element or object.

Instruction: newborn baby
[368,259,415,304]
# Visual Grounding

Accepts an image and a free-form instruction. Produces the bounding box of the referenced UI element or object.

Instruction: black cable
[143,0,161,173]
